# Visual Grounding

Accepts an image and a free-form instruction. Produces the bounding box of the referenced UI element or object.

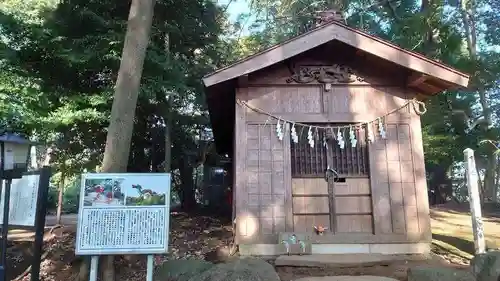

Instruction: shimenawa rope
[237,98,427,129]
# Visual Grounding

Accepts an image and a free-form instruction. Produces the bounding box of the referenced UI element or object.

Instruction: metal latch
[324,166,338,182]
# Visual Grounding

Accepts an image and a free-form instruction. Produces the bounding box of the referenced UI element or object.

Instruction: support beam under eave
[407,72,428,87]
[418,82,442,95]
[237,74,249,88]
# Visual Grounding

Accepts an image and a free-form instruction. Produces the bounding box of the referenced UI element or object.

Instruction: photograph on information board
[83,177,126,206]
[124,182,166,206]
[82,174,168,207]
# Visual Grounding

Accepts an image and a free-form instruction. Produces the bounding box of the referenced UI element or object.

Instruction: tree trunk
[43,146,53,166]
[420,0,435,55]
[460,0,496,202]
[485,158,497,201]
[495,156,500,193]
[476,159,485,202]
[101,0,156,173]
[179,162,196,210]
[76,0,156,281]
[163,97,172,173]
[56,162,65,225]
[162,32,172,173]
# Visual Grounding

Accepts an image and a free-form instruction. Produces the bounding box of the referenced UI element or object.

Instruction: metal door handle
[324,167,338,182]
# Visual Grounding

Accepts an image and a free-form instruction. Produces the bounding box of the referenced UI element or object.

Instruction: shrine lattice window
[290,124,369,178]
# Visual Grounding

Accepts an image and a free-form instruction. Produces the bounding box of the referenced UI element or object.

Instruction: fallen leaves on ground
[6,207,484,281]
[7,211,234,281]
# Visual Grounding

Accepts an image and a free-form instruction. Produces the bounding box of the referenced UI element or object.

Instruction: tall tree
[99,0,156,280]
[459,0,497,201]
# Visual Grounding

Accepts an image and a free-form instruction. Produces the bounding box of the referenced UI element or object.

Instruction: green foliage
[0,0,228,209]
[1,0,499,208]
[46,174,81,213]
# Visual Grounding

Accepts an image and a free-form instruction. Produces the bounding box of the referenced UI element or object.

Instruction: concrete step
[275,253,429,268]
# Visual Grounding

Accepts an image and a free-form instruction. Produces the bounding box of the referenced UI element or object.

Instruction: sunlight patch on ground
[431,208,500,254]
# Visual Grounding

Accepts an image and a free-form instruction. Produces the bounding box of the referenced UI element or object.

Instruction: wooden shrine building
[203,11,470,256]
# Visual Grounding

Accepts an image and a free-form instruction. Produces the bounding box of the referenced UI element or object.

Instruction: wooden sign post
[463,148,486,254]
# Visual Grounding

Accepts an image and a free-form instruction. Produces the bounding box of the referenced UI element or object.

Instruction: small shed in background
[201,156,232,212]
[203,11,469,256]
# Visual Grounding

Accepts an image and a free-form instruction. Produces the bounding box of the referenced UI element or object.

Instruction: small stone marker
[407,266,475,281]
[471,251,500,281]
[463,148,486,254]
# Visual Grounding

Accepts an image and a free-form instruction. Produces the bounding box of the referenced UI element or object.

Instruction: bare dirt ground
[5,211,234,281]
[431,202,500,255]
[5,203,499,281]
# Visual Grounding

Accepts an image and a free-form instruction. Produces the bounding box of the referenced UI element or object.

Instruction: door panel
[291,178,331,232]
[326,140,375,233]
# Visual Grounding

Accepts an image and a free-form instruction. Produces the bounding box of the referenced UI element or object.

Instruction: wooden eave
[203,21,471,155]
[203,21,470,90]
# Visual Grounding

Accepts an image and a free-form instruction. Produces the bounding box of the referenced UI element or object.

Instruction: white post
[89,256,99,281]
[464,148,486,254]
[146,255,154,281]
[30,146,38,169]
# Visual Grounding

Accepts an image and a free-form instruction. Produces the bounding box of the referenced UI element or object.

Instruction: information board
[75,173,171,255]
[0,174,40,227]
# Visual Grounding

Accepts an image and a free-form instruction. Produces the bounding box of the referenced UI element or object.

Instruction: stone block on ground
[275,254,418,268]
[407,266,475,281]
[154,259,214,281]
[187,257,281,281]
[294,276,399,281]
[471,251,500,281]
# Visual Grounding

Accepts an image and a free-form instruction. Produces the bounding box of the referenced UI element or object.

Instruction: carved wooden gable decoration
[287,63,365,85]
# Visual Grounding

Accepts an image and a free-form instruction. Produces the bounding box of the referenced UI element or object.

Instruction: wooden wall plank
[335,196,372,214]
[242,113,291,237]
[293,215,330,233]
[235,88,248,241]
[293,197,330,214]
[247,86,323,114]
[244,83,410,123]
[292,178,329,195]
[335,178,371,195]
[386,124,406,234]
[410,114,432,239]
[336,215,373,233]
[292,178,305,195]
[368,130,393,234]
[399,124,419,234]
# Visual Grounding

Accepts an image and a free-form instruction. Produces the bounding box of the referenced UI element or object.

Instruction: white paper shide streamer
[349,126,357,148]
[276,120,284,141]
[323,130,328,149]
[291,124,299,143]
[378,118,386,139]
[307,127,315,148]
[337,128,345,149]
[367,123,375,143]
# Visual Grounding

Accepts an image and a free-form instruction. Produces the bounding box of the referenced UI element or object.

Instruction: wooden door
[290,126,373,234]
[326,139,374,234]
[325,140,338,233]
